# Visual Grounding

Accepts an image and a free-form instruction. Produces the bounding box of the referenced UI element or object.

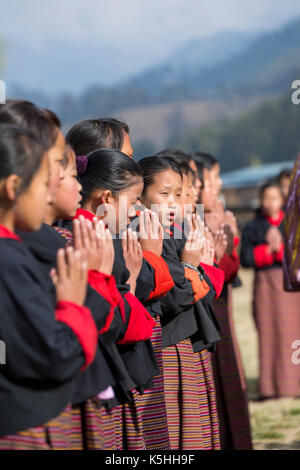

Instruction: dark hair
[277,169,292,183]
[260,181,283,198]
[138,156,182,195]
[193,152,219,170]
[66,118,130,156]
[156,148,192,164]
[0,100,61,151]
[193,160,204,187]
[157,151,192,176]
[79,148,142,204]
[0,124,44,196]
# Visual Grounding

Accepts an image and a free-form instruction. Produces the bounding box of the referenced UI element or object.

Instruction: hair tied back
[76,155,88,175]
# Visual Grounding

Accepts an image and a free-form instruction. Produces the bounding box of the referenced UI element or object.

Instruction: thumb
[50,267,58,286]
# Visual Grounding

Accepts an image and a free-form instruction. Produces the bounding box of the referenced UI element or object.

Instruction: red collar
[0,223,22,242]
[264,210,285,227]
[73,208,96,222]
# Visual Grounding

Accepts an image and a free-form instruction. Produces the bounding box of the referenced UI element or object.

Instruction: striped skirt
[212,286,252,450]
[120,389,146,450]
[71,399,122,450]
[162,337,220,450]
[138,315,170,450]
[0,405,73,450]
[194,349,220,450]
[253,268,300,398]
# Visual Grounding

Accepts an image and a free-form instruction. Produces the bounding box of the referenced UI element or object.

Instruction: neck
[0,209,15,232]
[82,200,96,216]
[44,205,56,226]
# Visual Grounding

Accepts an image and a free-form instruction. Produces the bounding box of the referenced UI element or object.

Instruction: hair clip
[76,155,88,175]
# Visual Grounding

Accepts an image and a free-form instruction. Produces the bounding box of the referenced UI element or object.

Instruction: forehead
[210,163,220,174]
[121,180,143,197]
[262,186,282,197]
[153,169,182,186]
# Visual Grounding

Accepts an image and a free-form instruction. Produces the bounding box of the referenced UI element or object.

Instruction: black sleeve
[135,258,155,303]
[85,284,114,332]
[159,255,194,316]
[0,260,85,384]
[240,225,256,268]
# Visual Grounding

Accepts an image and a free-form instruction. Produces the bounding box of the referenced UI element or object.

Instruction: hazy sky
[1,0,300,93]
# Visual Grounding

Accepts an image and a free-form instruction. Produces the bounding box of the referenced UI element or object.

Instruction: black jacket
[19,224,132,407]
[0,234,86,437]
[240,213,284,271]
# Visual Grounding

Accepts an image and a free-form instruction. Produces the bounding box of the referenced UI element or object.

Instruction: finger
[139,210,145,239]
[127,228,133,254]
[73,219,83,251]
[79,217,90,251]
[121,229,128,253]
[65,246,76,279]
[137,241,143,259]
[56,248,67,281]
[132,231,139,255]
[50,267,58,286]
[151,211,160,239]
[158,222,164,240]
[80,259,88,282]
[186,214,193,234]
[144,208,151,239]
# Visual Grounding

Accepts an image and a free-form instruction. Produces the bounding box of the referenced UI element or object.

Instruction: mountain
[171,92,300,172]
[122,17,300,101]
[123,30,258,98]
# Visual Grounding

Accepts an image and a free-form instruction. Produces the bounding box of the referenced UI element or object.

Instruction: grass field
[232,269,300,450]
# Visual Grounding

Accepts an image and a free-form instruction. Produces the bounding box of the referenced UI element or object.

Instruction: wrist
[181,261,199,271]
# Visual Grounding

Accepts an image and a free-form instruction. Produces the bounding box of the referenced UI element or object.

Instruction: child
[194,151,252,450]
[0,124,98,449]
[60,148,162,450]
[20,146,126,450]
[156,149,202,213]
[0,100,66,198]
[66,118,133,157]
[241,182,300,399]
[139,155,222,450]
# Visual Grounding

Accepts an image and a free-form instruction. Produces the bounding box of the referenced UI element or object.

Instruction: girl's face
[189,160,202,209]
[141,169,182,227]
[52,148,82,219]
[14,154,51,231]
[46,130,66,198]
[201,168,215,212]
[98,180,143,234]
[261,187,283,218]
[179,173,194,218]
[210,164,222,196]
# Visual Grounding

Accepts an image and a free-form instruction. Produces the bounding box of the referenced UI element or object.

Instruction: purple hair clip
[76,155,88,175]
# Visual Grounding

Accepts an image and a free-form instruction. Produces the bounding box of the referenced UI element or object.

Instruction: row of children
[0,100,254,450]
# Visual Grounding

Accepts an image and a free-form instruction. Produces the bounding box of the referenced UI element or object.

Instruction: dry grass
[232,269,300,450]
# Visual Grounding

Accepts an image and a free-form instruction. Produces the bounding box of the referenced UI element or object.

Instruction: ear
[97,189,113,205]
[5,175,21,202]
